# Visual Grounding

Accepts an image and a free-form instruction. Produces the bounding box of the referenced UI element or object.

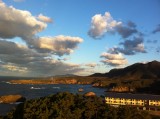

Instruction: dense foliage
[1,92,156,119]
[107,79,160,95]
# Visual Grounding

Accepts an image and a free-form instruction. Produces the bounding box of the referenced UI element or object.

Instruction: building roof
[105,92,160,100]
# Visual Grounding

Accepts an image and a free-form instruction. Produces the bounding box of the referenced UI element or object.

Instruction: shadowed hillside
[90,61,160,80]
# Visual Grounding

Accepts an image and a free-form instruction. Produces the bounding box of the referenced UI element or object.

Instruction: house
[105,92,160,111]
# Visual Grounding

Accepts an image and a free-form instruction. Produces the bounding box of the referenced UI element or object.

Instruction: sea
[0,78,106,115]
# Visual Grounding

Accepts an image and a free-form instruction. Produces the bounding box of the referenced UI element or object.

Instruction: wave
[30,87,45,90]
[4,82,12,84]
[52,87,60,89]
[1,81,18,84]
[10,102,24,105]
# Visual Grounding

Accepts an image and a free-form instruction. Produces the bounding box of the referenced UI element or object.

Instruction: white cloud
[88,12,121,39]
[88,12,140,39]
[100,52,127,66]
[0,1,83,57]
[0,1,46,40]
[37,14,53,23]
[101,52,125,60]
[0,1,85,76]
[38,35,83,56]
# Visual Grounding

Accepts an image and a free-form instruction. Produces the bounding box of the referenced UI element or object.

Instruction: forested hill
[1,92,156,119]
[90,61,160,80]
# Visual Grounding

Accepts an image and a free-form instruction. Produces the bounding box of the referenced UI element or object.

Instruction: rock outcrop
[109,86,134,92]
[92,82,103,87]
[84,92,96,97]
[78,88,84,92]
[0,95,26,103]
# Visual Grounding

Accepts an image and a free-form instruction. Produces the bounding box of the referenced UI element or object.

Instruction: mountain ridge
[90,60,160,80]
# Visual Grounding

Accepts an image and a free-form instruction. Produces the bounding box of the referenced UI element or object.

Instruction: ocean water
[0,79,106,115]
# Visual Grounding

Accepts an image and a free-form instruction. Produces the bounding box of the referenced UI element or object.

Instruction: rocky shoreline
[0,95,26,104]
[9,77,106,88]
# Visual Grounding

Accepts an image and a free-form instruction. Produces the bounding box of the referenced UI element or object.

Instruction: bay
[0,79,106,115]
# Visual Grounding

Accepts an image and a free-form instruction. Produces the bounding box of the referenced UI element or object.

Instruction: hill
[1,92,154,119]
[90,60,160,80]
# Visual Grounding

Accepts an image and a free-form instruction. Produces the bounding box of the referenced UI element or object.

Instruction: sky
[0,0,160,77]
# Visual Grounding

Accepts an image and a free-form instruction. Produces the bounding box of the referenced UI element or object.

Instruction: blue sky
[0,0,160,76]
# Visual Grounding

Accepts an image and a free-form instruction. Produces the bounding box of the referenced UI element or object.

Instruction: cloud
[0,40,84,76]
[0,1,84,76]
[0,1,47,40]
[108,36,146,55]
[37,14,53,23]
[118,37,146,55]
[100,52,127,66]
[0,59,84,77]
[0,40,46,64]
[152,24,160,34]
[24,60,84,77]
[156,47,160,53]
[1,63,27,72]
[13,0,25,2]
[127,21,137,28]
[115,22,138,38]
[147,39,157,44]
[88,12,121,39]
[0,1,83,57]
[85,63,97,68]
[58,57,69,61]
[88,11,141,39]
[36,35,83,56]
